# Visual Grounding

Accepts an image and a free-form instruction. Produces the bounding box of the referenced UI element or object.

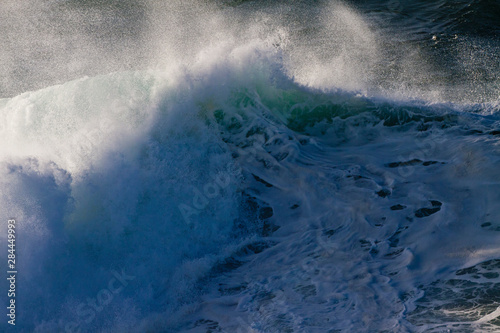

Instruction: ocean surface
[1,0,500,332]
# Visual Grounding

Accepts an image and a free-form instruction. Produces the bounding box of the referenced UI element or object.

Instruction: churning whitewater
[0,0,500,332]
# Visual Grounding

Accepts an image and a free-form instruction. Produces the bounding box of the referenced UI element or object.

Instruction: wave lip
[1,1,500,332]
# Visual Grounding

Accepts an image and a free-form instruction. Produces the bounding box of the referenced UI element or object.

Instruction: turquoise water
[1,1,500,332]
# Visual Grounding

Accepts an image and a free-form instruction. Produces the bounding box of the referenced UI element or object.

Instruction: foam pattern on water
[0,11,500,332]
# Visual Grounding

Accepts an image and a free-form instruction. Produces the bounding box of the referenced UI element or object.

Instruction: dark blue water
[1,1,499,332]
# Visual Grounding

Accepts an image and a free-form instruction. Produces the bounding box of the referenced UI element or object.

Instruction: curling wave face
[1,0,500,332]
